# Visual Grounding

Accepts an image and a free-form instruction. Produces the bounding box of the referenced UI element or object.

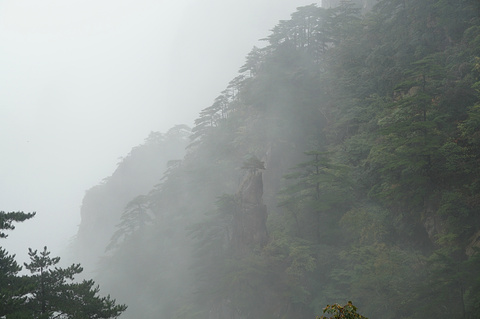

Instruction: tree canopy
[0,211,127,318]
[71,0,480,318]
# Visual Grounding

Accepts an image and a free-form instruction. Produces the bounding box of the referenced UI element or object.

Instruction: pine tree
[0,211,35,317]
[22,246,127,319]
[0,211,127,318]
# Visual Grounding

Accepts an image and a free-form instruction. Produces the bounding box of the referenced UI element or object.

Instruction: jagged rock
[70,127,189,272]
[422,198,446,245]
[231,170,268,254]
[423,213,444,241]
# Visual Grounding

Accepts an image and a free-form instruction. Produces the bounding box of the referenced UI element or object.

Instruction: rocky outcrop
[423,211,446,242]
[70,126,190,272]
[231,170,268,254]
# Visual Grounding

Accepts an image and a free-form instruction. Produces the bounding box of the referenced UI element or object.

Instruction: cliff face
[68,1,480,317]
[231,170,268,254]
[71,126,190,271]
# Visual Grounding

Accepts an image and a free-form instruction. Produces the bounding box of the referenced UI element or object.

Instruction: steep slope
[75,1,480,318]
[71,125,190,273]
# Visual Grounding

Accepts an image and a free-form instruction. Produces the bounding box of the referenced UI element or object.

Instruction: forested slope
[70,125,190,274]
[75,1,480,318]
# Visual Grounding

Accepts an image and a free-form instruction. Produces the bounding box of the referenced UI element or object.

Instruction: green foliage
[0,211,35,238]
[107,195,152,252]
[20,246,127,319]
[0,213,126,319]
[0,248,30,317]
[279,150,352,243]
[0,211,36,316]
[78,0,480,317]
[21,246,127,319]
[317,301,368,319]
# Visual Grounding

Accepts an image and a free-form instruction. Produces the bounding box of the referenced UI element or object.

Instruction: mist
[2,0,479,318]
[0,0,311,265]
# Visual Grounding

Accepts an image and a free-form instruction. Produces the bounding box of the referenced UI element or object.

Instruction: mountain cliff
[73,1,480,318]
[71,125,190,273]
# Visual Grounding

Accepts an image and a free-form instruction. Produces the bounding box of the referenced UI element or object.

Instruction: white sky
[0,0,315,265]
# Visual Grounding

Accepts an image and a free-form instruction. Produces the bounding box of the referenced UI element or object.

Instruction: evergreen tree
[21,246,126,319]
[71,1,480,317]
[0,211,126,318]
[0,211,35,239]
[0,211,35,317]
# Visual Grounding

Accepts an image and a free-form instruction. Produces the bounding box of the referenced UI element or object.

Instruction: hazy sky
[0,0,315,265]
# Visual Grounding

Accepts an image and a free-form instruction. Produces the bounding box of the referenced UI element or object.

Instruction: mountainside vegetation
[74,0,480,318]
[71,125,190,270]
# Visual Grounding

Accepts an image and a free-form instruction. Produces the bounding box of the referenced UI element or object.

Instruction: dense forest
[69,0,480,318]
